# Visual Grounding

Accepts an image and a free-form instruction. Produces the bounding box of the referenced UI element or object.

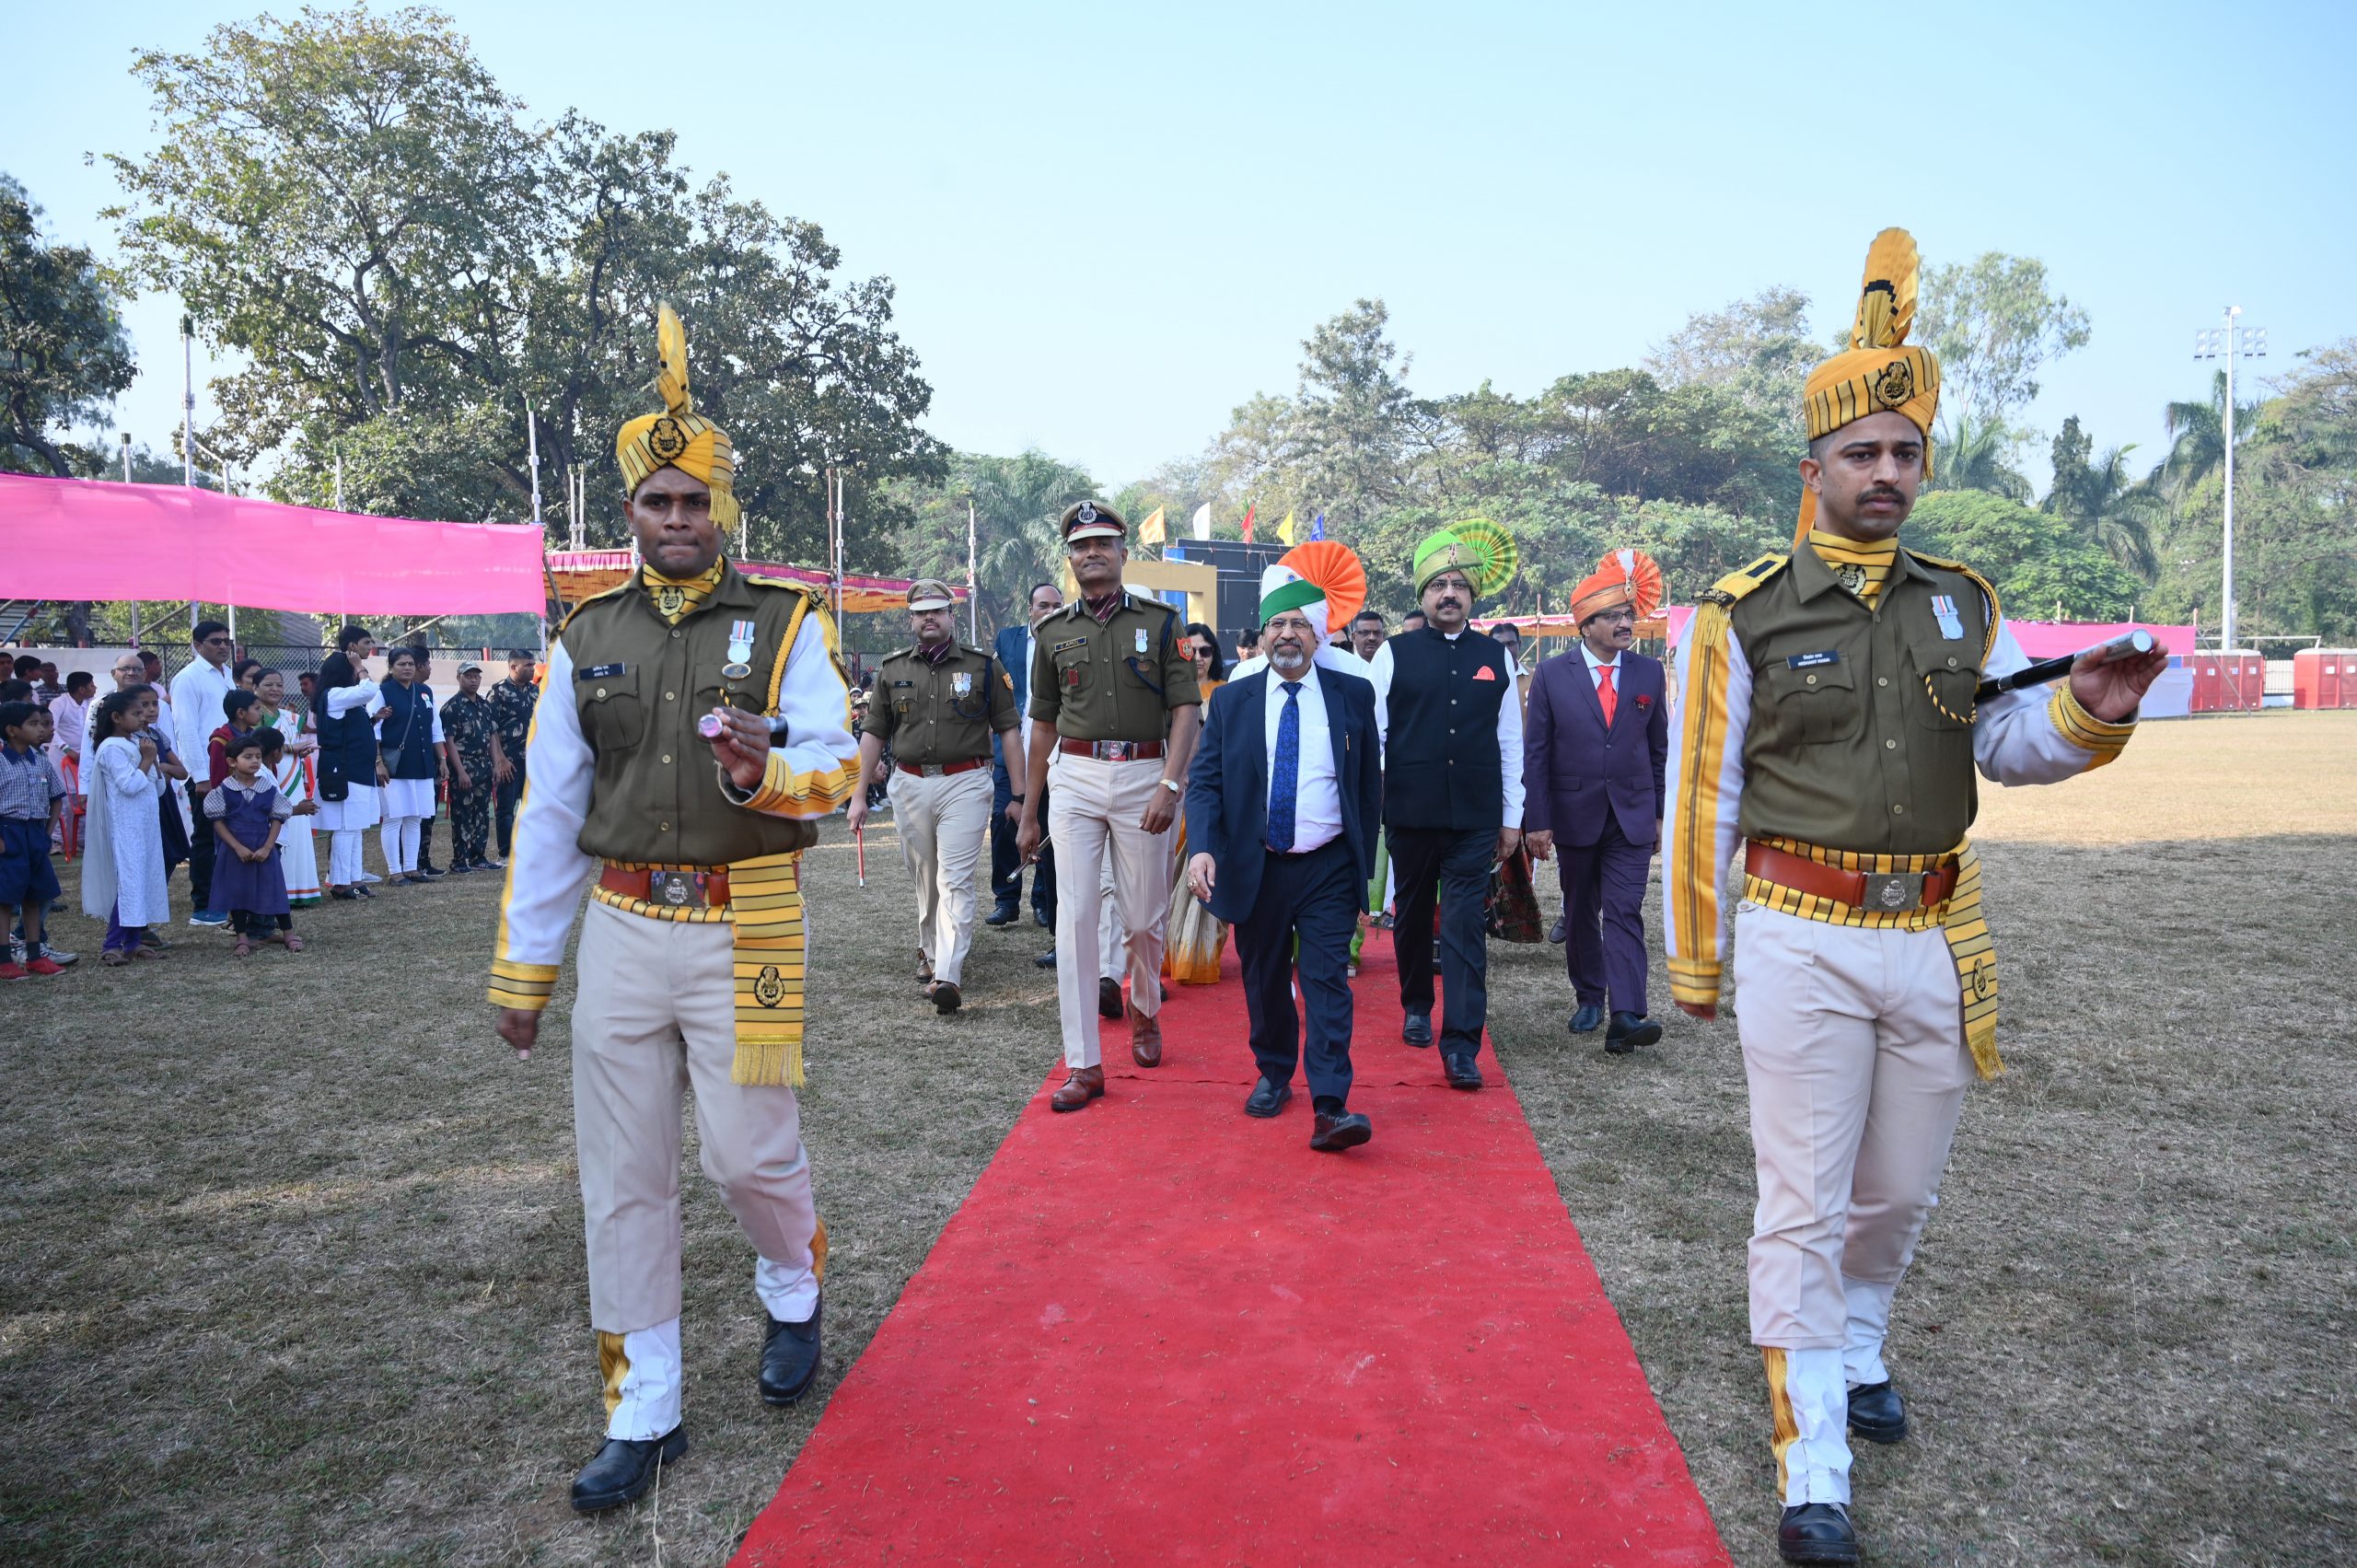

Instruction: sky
[8,0,2355,501]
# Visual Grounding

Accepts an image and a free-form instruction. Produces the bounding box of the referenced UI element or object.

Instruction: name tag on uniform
[578,663,627,680]
[891,679,913,688]
[1932,595,1966,641]
[1786,651,1840,669]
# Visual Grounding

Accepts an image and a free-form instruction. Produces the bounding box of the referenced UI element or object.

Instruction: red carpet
[736,933,1726,1566]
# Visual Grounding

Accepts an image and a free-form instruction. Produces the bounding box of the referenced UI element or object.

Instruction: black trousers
[1234,837,1360,1110]
[992,761,1056,921]
[493,761,526,857]
[1389,824,1495,1062]
[184,782,215,908]
[1559,813,1652,1016]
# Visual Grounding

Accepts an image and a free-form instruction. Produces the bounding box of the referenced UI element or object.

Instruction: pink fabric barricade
[0,474,547,614]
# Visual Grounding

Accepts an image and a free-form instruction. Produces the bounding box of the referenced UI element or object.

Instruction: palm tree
[2045,440,2163,579]
[1926,412,2032,502]
[2158,369,2266,512]
[962,450,1097,634]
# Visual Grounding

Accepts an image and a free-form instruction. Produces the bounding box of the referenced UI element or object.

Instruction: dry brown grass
[4,712,2352,1565]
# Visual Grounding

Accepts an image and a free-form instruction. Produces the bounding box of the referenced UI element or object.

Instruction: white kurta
[260,710,322,902]
[312,680,387,831]
[87,736,169,927]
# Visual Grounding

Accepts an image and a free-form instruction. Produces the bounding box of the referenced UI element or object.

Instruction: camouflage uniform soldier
[440,660,506,871]
[487,650,539,858]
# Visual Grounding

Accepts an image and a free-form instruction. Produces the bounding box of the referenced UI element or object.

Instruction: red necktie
[1597,664,1617,726]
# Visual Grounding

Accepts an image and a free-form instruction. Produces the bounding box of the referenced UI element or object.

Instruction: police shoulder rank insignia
[1932,595,1965,641]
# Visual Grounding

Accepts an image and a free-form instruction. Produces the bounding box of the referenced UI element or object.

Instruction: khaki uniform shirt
[1028,593,1200,742]
[865,643,1016,766]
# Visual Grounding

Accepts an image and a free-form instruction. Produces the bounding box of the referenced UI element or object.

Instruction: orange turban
[1570,548,1664,624]
[616,305,740,528]
[1797,228,1940,543]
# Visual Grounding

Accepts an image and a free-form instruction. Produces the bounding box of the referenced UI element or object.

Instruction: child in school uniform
[204,731,302,957]
[0,700,70,980]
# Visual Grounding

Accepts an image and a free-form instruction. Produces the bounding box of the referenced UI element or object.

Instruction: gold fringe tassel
[728,850,807,1086]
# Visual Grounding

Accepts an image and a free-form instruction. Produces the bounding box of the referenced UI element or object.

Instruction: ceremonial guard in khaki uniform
[1662,232,2167,1565]
[1016,502,1201,1111]
[489,308,860,1514]
[847,578,1022,1015]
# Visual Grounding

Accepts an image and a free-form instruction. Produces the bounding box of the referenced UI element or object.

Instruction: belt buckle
[1100,741,1130,761]
[1858,871,1924,912]
[922,763,945,777]
[645,870,708,910]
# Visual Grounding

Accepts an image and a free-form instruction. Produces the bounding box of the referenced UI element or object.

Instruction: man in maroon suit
[1522,553,1670,1053]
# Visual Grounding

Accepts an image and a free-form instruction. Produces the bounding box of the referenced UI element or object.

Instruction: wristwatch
[1160,778,1182,796]
[1010,793,1027,804]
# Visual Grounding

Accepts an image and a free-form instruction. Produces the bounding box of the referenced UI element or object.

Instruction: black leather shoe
[1848,1379,1908,1444]
[331,887,357,901]
[1244,1077,1292,1118]
[570,1426,688,1513]
[418,864,446,878]
[985,903,1018,926]
[1402,1011,1434,1047]
[932,981,962,1016]
[1034,906,1051,928]
[1443,1055,1484,1090]
[1310,1110,1372,1151]
[1604,1011,1663,1054]
[1548,915,1567,945]
[1097,976,1122,1019]
[760,1299,823,1406]
[1034,947,1058,970]
[1776,1503,1859,1563]
[1569,1003,1604,1035]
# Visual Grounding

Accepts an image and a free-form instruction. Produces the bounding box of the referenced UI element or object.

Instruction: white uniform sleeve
[325,680,386,719]
[1661,608,1753,1006]
[429,699,446,744]
[1497,662,1525,830]
[488,640,598,1010]
[1972,619,2137,783]
[719,602,860,820]
[1367,642,1394,756]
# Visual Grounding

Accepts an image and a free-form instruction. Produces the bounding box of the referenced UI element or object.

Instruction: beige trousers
[888,766,993,987]
[1046,752,1171,1066]
[1732,902,1974,1354]
[574,899,819,1333]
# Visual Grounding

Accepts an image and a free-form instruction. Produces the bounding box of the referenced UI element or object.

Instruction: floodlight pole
[2222,306,2240,654]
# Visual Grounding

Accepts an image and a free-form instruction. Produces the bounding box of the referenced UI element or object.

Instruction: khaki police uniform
[1029,552,1200,1070]
[1664,539,2136,1507]
[490,557,860,1442]
[865,631,1017,993]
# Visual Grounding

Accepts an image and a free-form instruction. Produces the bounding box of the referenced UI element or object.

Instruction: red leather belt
[1057,738,1166,761]
[897,758,988,777]
[599,865,729,910]
[1744,841,1956,912]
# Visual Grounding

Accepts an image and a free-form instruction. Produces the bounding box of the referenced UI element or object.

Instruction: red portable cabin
[2292,648,2357,709]
[2182,649,2264,713]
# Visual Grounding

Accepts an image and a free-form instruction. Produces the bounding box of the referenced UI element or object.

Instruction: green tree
[1644,285,1817,421]
[1924,411,2032,503]
[2157,367,2268,515]
[2040,415,2161,578]
[888,449,1098,639]
[108,5,942,563]
[1904,490,2141,621]
[1914,251,2091,433]
[0,174,135,478]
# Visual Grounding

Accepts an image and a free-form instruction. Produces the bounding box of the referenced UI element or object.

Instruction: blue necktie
[1268,681,1302,851]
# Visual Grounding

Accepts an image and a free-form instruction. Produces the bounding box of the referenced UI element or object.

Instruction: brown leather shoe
[1050,1064,1104,1112]
[1128,1001,1163,1067]
[917,950,933,988]
[931,981,961,1016]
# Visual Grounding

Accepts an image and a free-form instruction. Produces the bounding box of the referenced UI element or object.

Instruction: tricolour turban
[1797,228,1941,543]
[616,304,740,529]
[1570,548,1666,624]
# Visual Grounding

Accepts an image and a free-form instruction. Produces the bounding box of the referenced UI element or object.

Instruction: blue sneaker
[189,911,229,928]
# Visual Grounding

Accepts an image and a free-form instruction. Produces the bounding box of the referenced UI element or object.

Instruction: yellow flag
[1276,510,1296,545]
[1139,505,1167,546]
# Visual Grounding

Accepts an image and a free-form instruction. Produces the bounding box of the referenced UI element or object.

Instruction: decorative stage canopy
[0,474,547,614]
[545,551,967,615]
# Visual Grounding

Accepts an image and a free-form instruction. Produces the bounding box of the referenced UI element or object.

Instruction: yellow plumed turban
[616,304,739,528]
[1798,228,1940,542]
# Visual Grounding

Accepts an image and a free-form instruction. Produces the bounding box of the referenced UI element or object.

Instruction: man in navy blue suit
[989,582,1062,947]
[1522,555,1670,1054]
[1184,567,1383,1151]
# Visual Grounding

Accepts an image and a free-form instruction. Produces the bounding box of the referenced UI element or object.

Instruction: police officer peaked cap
[1059,500,1126,541]
[905,577,957,612]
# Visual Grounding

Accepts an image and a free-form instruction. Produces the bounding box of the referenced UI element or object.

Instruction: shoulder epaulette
[556,579,637,635]
[739,571,822,598]
[1701,553,1788,607]
[1905,551,2003,660]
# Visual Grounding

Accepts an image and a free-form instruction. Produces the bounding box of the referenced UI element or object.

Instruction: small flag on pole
[1308,511,1326,541]
[1139,505,1167,546]
[1241,504,1255,543]
[1190,502,1212,540]
[1276,510,1296,545]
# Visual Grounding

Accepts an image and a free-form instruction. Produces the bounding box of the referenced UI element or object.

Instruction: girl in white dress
[83,689,171,963]
[314,625,387,899]
[253,670,322,906]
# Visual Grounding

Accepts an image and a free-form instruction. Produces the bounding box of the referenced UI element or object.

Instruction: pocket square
[1471,666,1498,681]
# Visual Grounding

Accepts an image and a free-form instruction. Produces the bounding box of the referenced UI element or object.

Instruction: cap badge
[648,415,690,462]
[1075,502,1099,526]
[1874,359,1914,409]
[1834,563,1868,597]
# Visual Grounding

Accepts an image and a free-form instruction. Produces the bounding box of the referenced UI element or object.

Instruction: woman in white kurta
[375,647,445,881]
[313,632,388,896]
[254,671,322,906]
[83,690,171,960]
